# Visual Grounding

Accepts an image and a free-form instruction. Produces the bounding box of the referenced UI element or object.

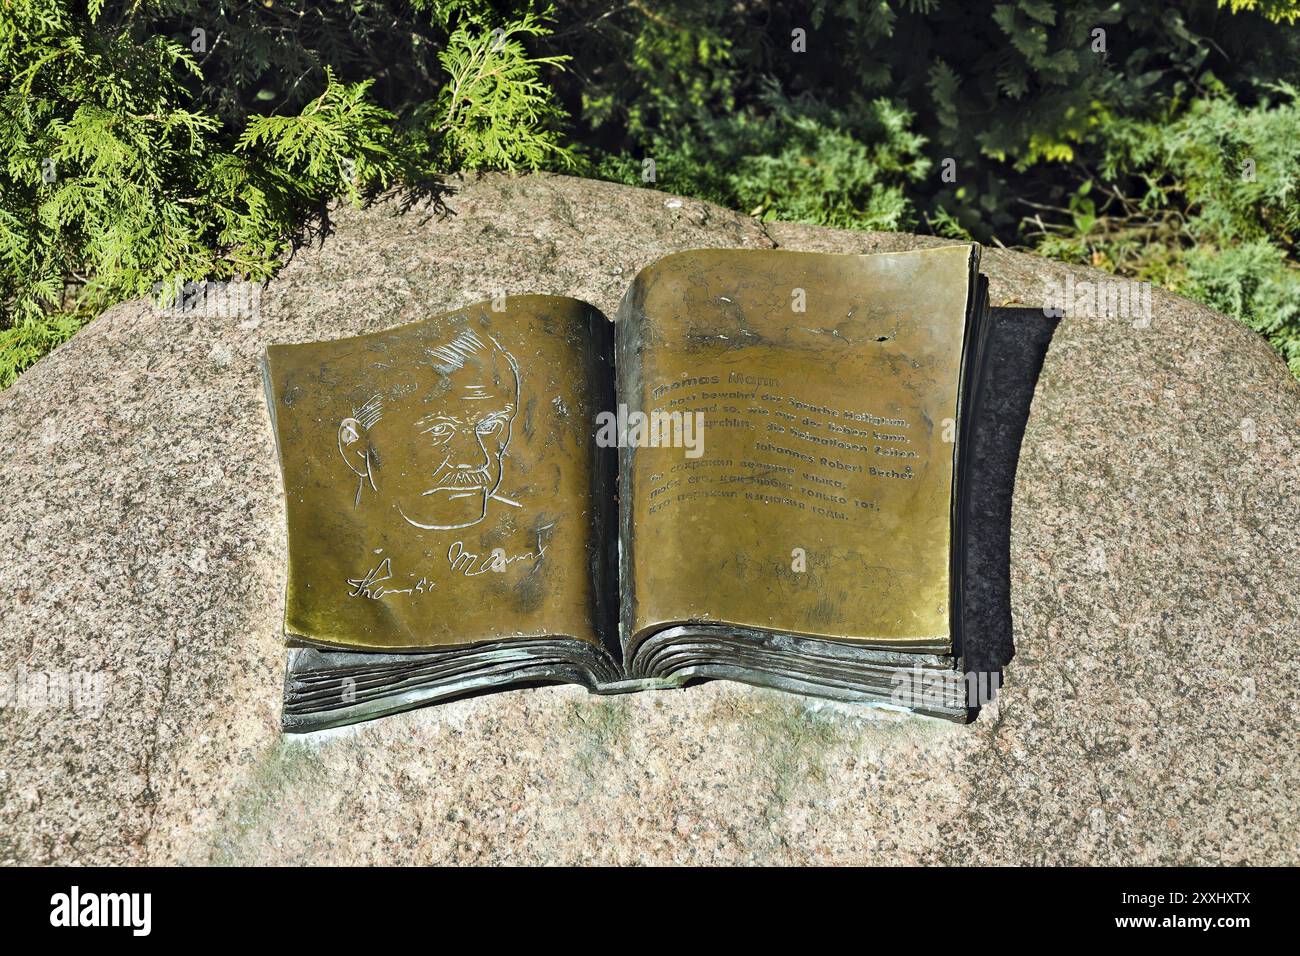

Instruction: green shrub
[593,86,930,232]
[0,0,571,387]
[431,12,574,171]
[559,1,1300,237]
[550,1,1300,375]
[3,0,1299,386]
[1028,82,1300,376]
[1187,242,1300,374]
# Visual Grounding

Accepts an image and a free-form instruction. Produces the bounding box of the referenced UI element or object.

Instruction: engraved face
[338,330,520,530]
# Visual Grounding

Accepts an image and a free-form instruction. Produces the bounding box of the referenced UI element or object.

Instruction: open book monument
[264,244,990,731]
[3,174,1297,864]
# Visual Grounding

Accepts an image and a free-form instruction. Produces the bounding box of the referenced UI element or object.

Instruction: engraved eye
[477,416,505,437]
[425,422,455,442]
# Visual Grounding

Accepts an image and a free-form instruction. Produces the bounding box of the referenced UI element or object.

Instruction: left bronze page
[263,295,616,652]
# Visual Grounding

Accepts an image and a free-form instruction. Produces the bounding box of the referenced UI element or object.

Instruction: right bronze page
[616,245,979,655]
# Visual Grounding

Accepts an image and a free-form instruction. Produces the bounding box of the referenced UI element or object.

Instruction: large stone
[1,172,1296,865]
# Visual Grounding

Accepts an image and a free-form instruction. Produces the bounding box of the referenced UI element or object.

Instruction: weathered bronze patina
[264,295,616,654]
[616,245,979,657]
[266,246,986,731]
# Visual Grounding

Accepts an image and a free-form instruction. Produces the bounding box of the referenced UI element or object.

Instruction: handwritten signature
[447,529,550,577]
[347,527,552,599]
[346,557,434,600]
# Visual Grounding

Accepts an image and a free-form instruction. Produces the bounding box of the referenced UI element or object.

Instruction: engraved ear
[337,417,369,479]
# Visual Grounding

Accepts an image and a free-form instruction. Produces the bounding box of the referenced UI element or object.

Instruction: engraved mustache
[422,463,493,494]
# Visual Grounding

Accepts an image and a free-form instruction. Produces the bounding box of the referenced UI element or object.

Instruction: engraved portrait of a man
[337,329,521,531]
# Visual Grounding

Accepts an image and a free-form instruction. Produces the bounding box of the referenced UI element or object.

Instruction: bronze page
[617,245,978,651]
[264,295,613,652]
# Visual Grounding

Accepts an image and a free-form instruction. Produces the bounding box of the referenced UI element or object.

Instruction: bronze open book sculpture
[263,245,990,731]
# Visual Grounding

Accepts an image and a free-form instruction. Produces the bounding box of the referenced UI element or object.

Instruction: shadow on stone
[279,176,457,271]
[963,306,1060,714]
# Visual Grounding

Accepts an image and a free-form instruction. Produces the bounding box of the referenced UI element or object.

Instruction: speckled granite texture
[1,173,1296,865]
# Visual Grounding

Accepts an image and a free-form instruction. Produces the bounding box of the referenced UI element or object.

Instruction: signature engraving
[346,557,435,600]
[447,525,552,577]
[347,525,552,599]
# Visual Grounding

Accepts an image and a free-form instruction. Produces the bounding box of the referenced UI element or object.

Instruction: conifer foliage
[0,1,573,386]
[2,1,1298,385]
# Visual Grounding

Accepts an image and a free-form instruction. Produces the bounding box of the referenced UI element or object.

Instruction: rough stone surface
[1,172,1296,865]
